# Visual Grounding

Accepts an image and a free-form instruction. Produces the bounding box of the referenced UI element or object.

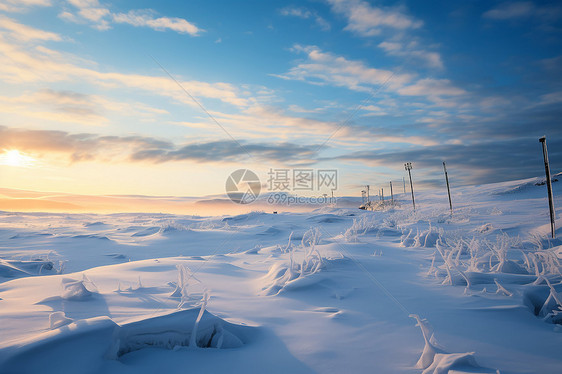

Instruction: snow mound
[410,315,493,374]
[131,226,160,237]
[423,352,480,374]
[49,311,73,329]
[0,309,251,373]
[61,275,97,300]
[0,259,56,279]
[113,308,246,357]
[0,316,117,374]
[493,174,559,195]
[70,234,111,241]
[523,278,562,324]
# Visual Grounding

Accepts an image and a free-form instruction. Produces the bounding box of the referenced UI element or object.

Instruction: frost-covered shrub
[158,221,192,234]
[401,224,442,248]
[260,227,326,296]
[171,264,203,308]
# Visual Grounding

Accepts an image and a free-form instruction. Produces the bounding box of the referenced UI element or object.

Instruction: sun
[0,150,36,167]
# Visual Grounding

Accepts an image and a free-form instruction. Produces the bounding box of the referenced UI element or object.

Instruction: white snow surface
[1,177,562,373]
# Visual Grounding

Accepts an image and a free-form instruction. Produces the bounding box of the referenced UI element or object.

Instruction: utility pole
[403,177,406,193]
[390,181,394,205]
[366,185,370,205]
[443,161,453,212]
[539,136,556,238]
[404,162,415,210]
[381,187,384,202]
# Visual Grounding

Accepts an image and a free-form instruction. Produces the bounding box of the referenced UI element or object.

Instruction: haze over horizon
[0,0,561,203]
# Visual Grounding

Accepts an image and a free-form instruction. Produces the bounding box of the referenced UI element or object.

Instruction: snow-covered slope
[0,177,561,373]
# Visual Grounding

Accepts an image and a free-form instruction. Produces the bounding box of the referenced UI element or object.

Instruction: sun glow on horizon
[0,150,36,168]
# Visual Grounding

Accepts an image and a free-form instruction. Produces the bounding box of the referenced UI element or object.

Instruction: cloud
[0,31,438,149]
[274,45,413,92]
[397,78,466,97]
[0,37,252,108]
[113,10,202,35]
[483,2,562,23]
[0,0,51,13]
[0,16,62,41]
[327,0,443,71]
[378,41,443,69]
[0,126,319,165]
[539,90,562,105]
[60,0,203,35]
[275,45,464,104]
[327,0,422,36]
[334,136,562,186]
[483,2,535,20]
[279,6,330,31]
[0,89,169,126]
[131,140,318,164]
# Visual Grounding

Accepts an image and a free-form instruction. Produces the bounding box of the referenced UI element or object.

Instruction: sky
[0,0,561,201]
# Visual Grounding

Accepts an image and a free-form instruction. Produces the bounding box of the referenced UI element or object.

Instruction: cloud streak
[113,10,202,35]
[327,0,422,36]
[0,126,319,165]
[0,16,61,41]
[0,0,51,12]
[335,136,562,186]
[279,6,330,31]
[59,0,203,35]
[275,45,463,102]
[275,45,413,92]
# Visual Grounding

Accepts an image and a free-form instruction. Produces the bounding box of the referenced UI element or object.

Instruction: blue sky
[0,0,561,197]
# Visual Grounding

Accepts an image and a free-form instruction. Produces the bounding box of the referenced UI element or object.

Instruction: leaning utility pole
[403,177,406,193]
[443,161,453,212]
[390,181,394,205]
[539,136,556,238]
[404,162,415,210]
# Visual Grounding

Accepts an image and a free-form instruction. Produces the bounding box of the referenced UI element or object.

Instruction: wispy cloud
[0,36,251,108]
[397,78,466,98]
[275,45,463,104]
[274,45,413,92]
[378,41,443,69]
[113,10,202,35]
[59,0,203,35]
[131,140,318,164]
[279,5,330,31]
[0,16,61,41]
[0,126,319,164]
[0,89,168,127]
[327,0,442,69]
[333,135,562,186]
[483,2,534,20]
[483,1,562,23]
[327,0,422,36]
[0,0,51,13]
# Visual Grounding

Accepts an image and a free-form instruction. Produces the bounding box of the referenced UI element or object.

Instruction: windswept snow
[0,177,561,373]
